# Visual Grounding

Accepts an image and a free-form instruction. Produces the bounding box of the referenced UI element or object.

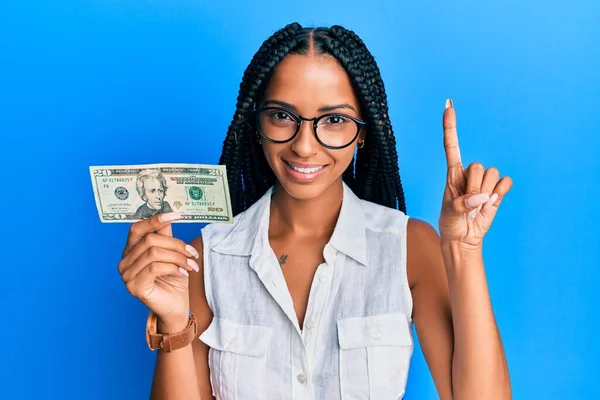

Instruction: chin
[279,181,327,200]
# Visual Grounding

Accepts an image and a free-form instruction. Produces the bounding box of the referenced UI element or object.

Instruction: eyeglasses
[255,106,367,150]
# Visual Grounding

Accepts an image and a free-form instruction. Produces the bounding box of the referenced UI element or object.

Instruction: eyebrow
[263,99,357,113]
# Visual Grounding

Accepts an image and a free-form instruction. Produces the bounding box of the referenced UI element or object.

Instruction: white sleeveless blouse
[199,182,414,399]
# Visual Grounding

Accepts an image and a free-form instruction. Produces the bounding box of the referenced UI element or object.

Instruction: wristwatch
[145,310,198,352]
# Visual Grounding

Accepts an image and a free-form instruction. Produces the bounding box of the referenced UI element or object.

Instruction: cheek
[261,143,281,167]
[331,148,356,170]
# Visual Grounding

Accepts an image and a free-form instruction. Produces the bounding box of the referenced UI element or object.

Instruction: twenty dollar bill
[89,163,233,223]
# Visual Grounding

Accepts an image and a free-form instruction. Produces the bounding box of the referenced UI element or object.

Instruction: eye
[268,110,294,122]
[322,115,351,125]
[262,109,296,127]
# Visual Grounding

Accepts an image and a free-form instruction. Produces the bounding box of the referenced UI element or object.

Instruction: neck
[269,180,344,238]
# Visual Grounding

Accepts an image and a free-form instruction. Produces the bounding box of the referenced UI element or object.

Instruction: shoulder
[355,200,442,287]
[358,198,410,233]
[199,218,238,247]
[406,217,444,289]
[188,200,256,253]
[195,197,265,255]
[407,217,439,242]
[190,234,205,256]
[199,206,252,246]
[186,204,260,312]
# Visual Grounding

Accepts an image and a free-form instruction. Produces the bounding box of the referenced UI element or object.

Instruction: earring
[256,133,262,145]
[358,140,365,149]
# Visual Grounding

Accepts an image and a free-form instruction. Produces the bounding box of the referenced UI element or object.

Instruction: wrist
[146,310,198,352]
[440,238,482,253]
[157,313,191,334]
[441,240,484,271]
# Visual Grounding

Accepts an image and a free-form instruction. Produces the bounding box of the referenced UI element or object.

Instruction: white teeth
[288,163,323,174]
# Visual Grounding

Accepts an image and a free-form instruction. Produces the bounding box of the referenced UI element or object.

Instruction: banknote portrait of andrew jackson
[132,169,173,219]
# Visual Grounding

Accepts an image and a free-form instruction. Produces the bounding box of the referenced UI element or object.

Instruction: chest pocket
[337,312,414,400]
[199,317,272,400]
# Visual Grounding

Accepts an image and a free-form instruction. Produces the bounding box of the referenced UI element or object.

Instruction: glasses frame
[254,106,367,150]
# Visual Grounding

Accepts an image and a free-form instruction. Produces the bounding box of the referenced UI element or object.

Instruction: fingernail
[179,267,189,277]
[485,193,499,208]
[185,244,200,259]
[159,212,182,223]
[465,192,490,208]
[445,98,454,109]
[187,258,200,272]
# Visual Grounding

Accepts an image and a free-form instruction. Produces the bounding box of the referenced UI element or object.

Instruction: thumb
[156,224,173,237]
[451,192,490,214]
[156,213,176,237]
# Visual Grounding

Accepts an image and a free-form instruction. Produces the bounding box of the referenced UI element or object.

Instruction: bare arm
[408,218,511,400]
[150,236,214,400]
[408,218,454,399]
[442,239,511,399]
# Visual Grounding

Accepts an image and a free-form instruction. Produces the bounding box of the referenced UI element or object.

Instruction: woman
[118,23,513,399]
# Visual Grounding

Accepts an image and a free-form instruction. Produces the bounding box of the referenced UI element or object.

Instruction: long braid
[339,28,406,211]
[220,23,407,215]
[325,29,381,203]
[324,26,404,210]
[342,156,356,191]
[219,23,303,213]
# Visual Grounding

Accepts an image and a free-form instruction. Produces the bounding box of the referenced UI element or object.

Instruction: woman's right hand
[117,212,201,328]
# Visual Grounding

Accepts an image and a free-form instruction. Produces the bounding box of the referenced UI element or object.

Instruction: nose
[290,120,319,158]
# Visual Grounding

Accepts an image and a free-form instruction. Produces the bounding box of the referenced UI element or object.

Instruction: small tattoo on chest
[278,254,288,266]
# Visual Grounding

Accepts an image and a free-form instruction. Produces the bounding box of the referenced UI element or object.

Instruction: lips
[283,160,327,183]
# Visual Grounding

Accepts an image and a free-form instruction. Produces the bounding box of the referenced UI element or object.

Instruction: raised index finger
[123,212,181,256]
[443,99,462,168]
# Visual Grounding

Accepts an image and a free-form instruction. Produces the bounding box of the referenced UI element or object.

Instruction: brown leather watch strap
[146,311,198,352]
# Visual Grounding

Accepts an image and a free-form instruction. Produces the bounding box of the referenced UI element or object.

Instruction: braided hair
[219,22,407,216]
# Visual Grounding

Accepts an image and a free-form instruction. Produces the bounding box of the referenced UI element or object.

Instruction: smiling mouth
[285,161,325,173]
[283,160,328,182]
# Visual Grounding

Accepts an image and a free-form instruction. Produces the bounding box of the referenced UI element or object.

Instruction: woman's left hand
[438,99,513,250]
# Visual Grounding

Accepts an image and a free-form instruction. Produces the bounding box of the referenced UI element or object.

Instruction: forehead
[264,54,360,113]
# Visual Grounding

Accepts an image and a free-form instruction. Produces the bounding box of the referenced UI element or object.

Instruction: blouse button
[318,273,328,282]
[372,331,382,341]
[305,320,314,330]
[227,334,236,344]
[297,373,307,384]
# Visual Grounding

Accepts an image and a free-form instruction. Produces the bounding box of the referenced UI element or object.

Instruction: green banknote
[89,163,233,223]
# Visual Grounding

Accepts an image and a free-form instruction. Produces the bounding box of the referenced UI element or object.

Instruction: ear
[358,128,367,145]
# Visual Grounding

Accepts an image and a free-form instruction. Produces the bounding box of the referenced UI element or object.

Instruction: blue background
[1,0,598,399]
